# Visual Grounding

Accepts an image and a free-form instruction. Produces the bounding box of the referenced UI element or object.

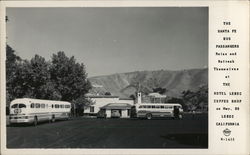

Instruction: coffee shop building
[83,94,134,118]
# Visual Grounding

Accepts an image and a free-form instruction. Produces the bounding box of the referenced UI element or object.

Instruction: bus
[9,98,71,126]
[134,103,183,120]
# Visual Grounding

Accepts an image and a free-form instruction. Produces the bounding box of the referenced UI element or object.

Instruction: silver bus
[9,98,71,126]
[135,103,183,120]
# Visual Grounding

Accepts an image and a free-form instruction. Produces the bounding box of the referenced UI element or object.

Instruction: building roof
[85,94,119,98]
[100,103,132,110]
[119,98,134,100]
[148,92,166,98]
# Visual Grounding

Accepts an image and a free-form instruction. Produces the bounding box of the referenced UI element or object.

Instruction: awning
[101,103,132,110]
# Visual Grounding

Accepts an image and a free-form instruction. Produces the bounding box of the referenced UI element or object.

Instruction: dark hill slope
[89,68,208,98]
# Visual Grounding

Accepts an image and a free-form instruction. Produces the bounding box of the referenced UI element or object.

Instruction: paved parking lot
[7,113,208,148]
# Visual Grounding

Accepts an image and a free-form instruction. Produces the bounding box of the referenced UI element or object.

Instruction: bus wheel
[51,115,55,123]
[66,115,70,120]
[33,116,38,126]
[146,113,152,120]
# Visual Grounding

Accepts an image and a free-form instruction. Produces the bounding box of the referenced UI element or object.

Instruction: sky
[6,7,208,77]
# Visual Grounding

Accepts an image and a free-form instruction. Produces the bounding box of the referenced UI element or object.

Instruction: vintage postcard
[0,1,249,155]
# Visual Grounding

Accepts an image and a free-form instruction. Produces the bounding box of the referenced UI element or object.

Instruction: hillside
[88,68,208,98]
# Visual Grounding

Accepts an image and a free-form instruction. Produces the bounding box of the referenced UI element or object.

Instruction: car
[111,110,121,118]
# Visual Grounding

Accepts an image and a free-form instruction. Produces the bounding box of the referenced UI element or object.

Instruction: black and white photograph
[5,7,208,149]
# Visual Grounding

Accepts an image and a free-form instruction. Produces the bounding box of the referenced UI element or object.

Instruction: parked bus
[135,103,183,120]
[9,98,71,126]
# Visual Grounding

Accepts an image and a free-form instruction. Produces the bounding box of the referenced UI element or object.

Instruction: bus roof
[137,103,182,106]
[10,98,71,105]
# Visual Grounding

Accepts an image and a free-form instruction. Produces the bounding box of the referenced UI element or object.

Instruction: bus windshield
[11,104,18,108]
[19,104,26,108]
[11,104,26,108]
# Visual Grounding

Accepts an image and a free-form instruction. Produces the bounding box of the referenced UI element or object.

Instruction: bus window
[55,104,59,108]
[160,106,164,109]
[139,106,143,108]
[11,104,18,108]
[30,103,34,108]
[155,106,160,109]
[19,104,26,108]
[52,104,54,108]
[60,104,64,108]
[152,105,155,109]
[35,103,40,108]
[147,106,152,108]
[65,105,70,108]
[41,104,45,108]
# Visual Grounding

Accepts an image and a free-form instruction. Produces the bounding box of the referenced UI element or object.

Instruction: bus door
[173,106,180,118]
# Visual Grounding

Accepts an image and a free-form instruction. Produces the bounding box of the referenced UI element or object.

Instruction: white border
[0,1,249,155]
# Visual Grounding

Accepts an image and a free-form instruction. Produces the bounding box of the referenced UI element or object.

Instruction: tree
[153,87,166,94]
[129,94,136,100]
[6,45,21,104]
[6,45,21,78]
[72,96,95,116]
[39,82,62,100]
[8,60,33,99]
[105,92,111,96]
[6,47,92,117]
[28,55,52,99]
[167,97,187,111]
[181,85,208,111]
[50,51,92,101]
[8,54,60,100]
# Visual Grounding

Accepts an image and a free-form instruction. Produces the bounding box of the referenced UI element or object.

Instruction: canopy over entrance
[101,103,132,110]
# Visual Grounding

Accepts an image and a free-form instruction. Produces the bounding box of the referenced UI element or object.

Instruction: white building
[147,92,167,103]
[84,94,134,118]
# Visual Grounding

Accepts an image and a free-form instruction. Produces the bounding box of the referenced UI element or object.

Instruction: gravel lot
[7,113,208,148]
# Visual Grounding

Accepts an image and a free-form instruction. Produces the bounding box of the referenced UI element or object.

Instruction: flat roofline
[138,103,181,105]
[100,103,132,110]
[85,95,119,98]
[119,98,134,100]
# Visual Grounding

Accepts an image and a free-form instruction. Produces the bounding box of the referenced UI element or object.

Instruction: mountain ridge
[89,68,206,79]
[88,68,208,98]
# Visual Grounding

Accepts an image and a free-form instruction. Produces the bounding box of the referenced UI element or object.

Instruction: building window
[90,106,94,112]
[127,109,130,116]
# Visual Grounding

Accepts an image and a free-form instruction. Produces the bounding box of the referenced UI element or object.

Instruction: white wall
[117,99,134,105]
[84,97,119,114]
[84,97,134,115]
[106,110,111,118]
[121,109,129,118]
